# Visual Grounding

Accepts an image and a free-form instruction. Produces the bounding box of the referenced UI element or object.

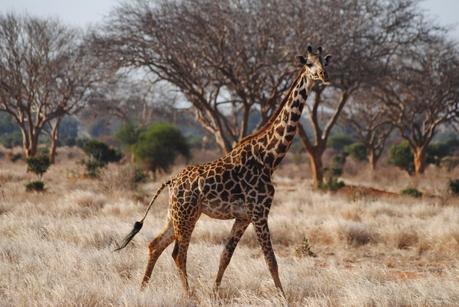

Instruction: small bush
[345,143,367,162]
[133,123,190,174]
[26,155,50,179]
[449,179,459,195]
[25,180,45,192]
[389,141,414,174]
[84,159,105,178]
[401,188,422,198]
[82,140,122,164]
[9,153,22,162]
[327,134,354,151]
[80,139,122,177]
[115,122,144,148]
[295,236,317,257]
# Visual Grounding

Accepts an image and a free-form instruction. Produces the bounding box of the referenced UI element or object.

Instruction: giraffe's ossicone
[115,46,332,296]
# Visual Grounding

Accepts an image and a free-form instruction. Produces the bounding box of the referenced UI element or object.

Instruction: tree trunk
[307,149,324,189]
[20,128,39,158]
[29,132,39,158]
[215,131,232,154]
[298,124,326,189]
[49,118,61,163]
[368,148,377,171]
[20,128,31,158]
[413,146,426,175]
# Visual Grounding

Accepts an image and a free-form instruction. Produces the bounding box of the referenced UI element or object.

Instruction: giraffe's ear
[324,54,332,66]
[297,55,307,65]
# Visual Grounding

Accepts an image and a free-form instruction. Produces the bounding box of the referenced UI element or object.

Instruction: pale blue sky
[0,0,458,40]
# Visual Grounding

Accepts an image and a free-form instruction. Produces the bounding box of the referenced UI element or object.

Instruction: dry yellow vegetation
[1,152,459,306]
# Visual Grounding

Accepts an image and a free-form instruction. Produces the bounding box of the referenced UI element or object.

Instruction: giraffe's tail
[114,180,171,252]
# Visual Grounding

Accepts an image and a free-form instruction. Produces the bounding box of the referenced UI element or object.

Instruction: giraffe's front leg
[252,215,285,296]
[214,218,250,290]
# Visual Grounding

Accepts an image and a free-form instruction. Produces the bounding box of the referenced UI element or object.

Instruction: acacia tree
[0,14,106,161]
[93,0,297,153]
[293,0,428,188]
[341,90,394,170]
[380,37,459,175]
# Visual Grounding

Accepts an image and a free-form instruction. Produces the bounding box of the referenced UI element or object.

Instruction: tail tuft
[114,221,144,252]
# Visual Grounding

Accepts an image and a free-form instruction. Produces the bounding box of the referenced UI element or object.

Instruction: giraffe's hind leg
[214,218,250,289]
[141,219,174,288]
[171,197,201,294]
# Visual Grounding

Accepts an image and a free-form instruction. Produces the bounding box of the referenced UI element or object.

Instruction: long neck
[258,74,310,170]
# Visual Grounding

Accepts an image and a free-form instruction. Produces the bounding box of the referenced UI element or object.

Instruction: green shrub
[389,141,414,174]
[449,179,459,195]
[82,139,122,164]
[10,153,22,162]
[26,155,50,179]
[401,188,422,198]
[345,143,367,162]
[25,155,50,192]
[389,140,458,174]
[327,134,354,151]
[25,180,45,192]
[133,123,190,173]
[83,159,105,178]
[115,122,144,148]
[324,153,347,178]
[80,139,122,177]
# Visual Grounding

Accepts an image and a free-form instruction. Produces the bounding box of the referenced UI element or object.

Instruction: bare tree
[86,74,178,126]
[341,90,394,170]
[380,37,459,175]
[93,0,298,153]
[0,14,107,161]
[294,0,432,188]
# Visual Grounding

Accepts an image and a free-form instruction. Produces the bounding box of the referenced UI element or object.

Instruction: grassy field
[1,150,459,306]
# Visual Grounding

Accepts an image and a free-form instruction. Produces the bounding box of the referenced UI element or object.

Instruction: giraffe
[115,46,331,295]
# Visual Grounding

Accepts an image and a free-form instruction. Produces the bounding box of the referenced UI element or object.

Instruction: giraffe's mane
[233,69,304,148]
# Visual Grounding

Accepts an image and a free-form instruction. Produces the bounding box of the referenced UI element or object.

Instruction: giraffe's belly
[201,196,250,220]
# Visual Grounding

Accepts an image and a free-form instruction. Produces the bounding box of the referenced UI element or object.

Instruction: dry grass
[1,154,459,306]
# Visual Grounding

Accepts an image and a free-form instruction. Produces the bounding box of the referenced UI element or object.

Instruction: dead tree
[0,14,107,161]
[293,0,433,188]
[93,0,296,153]
[380,37,459,175]
[341,90,394,170]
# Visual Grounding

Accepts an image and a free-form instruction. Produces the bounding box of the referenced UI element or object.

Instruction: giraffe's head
[297,46,331,87]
